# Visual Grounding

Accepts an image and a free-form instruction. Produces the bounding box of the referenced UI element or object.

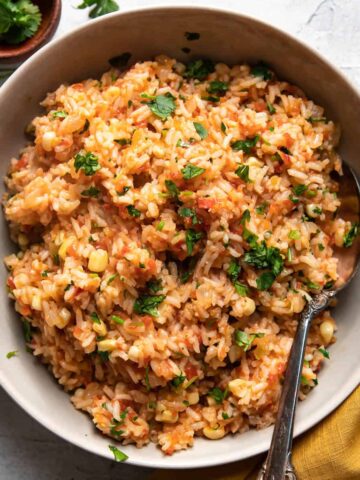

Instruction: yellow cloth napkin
[150,387,360,480]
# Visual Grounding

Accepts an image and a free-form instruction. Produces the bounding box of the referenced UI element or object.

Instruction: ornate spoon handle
[257,290,336,480]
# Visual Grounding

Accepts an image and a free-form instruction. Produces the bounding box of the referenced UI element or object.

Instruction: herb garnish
[179,207,199,225]
[343,222,359,248]
[251,63,273,80]
[77,0,119,19]
[0,0,41,45]
[185,229,203,255]
[181,164,205,180]
[319,347,330,359]
[234,330,265,351]
[193,122,208,140]
[231,135,259,154]
[90,312,101,324]
[146,279,162,293]
[126,205,141,217]
[134,294,166,317]
[207,81,229,95]
[81,186,100,197]
[74,152,100,176]
[171,373,186,388]
[52,111,68,119]
[108,445,128,462]
[235,164,250,183]
[115,138,131,146]
[208,387,228,404]
[111,315,125,324]
[143,92,176,121]
[165,180,180,199]
[6,351,18,359]
[184,59,215,81]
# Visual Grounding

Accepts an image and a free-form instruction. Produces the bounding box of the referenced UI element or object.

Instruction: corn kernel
[18,233,29,247]
[320,320,334,344]
[42,131,57,151]
[88,249,108,272]
[58,237,75,260]
[203,426,226,440]
[187,391,199,405]
[93,319,107,336]
[155,409,178,423]
[98,339,117,351]
[31,295,42,311]
[54,307,71,329]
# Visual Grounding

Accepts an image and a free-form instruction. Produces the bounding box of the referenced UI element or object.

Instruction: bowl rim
[0,4,359,469]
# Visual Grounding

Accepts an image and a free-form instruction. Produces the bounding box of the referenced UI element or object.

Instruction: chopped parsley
[207,81,229,95]
[181,164,205,180]
[165,179,180,199]
[77,0,119,19]
[313,207,322,215]
[185,31,200,40]
[293,184,307,196]
[133,294,166,317]
[308,116,327,124]
[144,93,176,121]
[234,282,249,296]
[6,351,18,359]
[156,220,165,231]
[227,259,241,283]
[52,110,68,119]
[184,59,215,81]
[22,319,32,342]
[203,95,220,103]
[235,164,250,183]
[108,445,128,462]
[222,412,230,420]
[319,347,330,359]
[90,312,101,324]
[81,186,100,197]
[305,280,321,290]
[193,122,208,140]
[221,122,227,133]
[98,350,109,362]
[240,209,251,225]
[111,315,125,325]
[114,138,131,146]
[185,229,203,255]
[107,273,118,284]
[343,222,359,248]
[146,279,162,293]
[208,386,228,404]
[267,102,276,114]
[126,205,141,217]
[318,243,325,251]
[234,330,265,351]
[145,365,151,390]
[243,240,284,291]
[41,270,49,277]
[251,63,273,80]
[256,202,269,215]
[74,152,100,176]
[171,373,186,388]
[0,0,42,45]
[179,207,199,225]
[231,135,259,154]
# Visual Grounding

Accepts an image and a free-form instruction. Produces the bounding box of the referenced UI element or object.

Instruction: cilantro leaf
[256,202,269,215]
[185,229,203,255]
[181,164,205,180]
[171,373,186,387]
[90,312,101,324]
[267,102,276,114]
[193,122,208,140]
[208,387,228,404]
[251,63,273,80]
[293,184,307,196]
[0,0,42,45]
[235,164,250,183]
[207,81,229,95]
[231,135,259,154]
[81,186,100,197]
[343,222,359,248]
[227,259,241,283]
[126,205,141,217]
[133,294,166,317]
[145,93,176,121]
[179,207,199,225]
[256,271,276,290]
[184,59,215,80]
[52,110,68,119]
[234,282,249,296]
[74,152,100,176]
[235,330,265,351]
[165,179,180,199]
[240,209,251,225]
[108,445,128,462]
[319,347,330,359]
[6,350,18,359]
[146,279,162,293]
[77,0,119,19]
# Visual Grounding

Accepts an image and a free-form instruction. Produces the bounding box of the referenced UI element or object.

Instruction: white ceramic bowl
[0,6,359,469]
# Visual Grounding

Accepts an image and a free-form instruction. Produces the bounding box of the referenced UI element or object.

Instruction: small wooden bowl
[0,0,62,66]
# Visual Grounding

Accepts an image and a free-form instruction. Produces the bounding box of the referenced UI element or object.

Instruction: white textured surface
[1,1,359,478]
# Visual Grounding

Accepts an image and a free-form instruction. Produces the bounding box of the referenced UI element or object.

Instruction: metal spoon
[257,163,360,480]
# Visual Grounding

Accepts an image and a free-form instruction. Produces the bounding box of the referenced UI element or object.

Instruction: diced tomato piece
[7,277,15,289]
[184,362,198,379]
[197,197,215,209]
